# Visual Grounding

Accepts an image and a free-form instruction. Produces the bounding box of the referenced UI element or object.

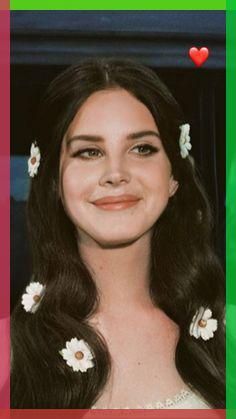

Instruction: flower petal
[30,282,44,294]
[66,341,74,352]
[85,359,95,369]
[200,328,213,341]
[202,308,212,320]
[192,324,201,339]
[21,295,34,311]
[189,312,198,335]
[78,339,92,355]
[66,358,78,370]
[207,318,218,332]
[189,307,205,338]
[61,348,74,360]
[69,338,81,352]
[30,143,36,155]
[179,135,185,146]
[78,359,94,372]
[180,149,188,158]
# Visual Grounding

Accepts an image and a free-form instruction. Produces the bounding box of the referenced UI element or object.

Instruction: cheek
[61,164,96,208]
[61,166,82,207]
[143,161,171,195]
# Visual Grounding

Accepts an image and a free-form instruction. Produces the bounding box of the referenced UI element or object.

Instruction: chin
[91,229,143,247]
[95,236,140,249]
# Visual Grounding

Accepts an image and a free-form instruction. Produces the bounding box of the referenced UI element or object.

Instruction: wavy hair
[11,57,225,408]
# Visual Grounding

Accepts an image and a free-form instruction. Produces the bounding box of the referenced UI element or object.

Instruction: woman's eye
[72,144,159,159]
[132,144,159,156]
[72,148,102,159]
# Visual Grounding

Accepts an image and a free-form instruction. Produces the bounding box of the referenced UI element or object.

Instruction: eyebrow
[66,130,161,146]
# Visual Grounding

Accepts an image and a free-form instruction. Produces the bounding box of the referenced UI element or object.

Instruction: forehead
[66,88,158,139]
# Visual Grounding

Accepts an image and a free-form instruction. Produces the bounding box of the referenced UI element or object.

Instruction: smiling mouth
[93,200,140,211]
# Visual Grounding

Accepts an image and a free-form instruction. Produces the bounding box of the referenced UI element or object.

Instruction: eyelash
[72,144,159,159]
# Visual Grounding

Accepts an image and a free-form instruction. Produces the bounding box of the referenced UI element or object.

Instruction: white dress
[91,388,211,409]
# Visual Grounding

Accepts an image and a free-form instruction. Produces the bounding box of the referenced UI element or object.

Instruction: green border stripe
[226,0,236,418]
[10,0,226,10]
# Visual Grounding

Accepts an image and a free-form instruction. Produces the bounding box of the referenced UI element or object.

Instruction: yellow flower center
[198,319,207,328]
[75,351,84,360]
[31,157,37,165]
[33,295,41,303]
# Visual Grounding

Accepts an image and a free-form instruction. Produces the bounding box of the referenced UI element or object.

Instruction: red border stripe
[0,8,10,411]
[9,409,225,418]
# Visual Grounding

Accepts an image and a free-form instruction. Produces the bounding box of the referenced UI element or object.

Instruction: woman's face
[60,88,178,247]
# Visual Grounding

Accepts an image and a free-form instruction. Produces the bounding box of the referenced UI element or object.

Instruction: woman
[11,57,225,409]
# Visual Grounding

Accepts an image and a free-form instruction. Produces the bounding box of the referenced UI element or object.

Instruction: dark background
[11,11,225,311]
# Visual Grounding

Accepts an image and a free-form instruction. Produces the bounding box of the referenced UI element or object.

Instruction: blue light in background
[11,156,30,201]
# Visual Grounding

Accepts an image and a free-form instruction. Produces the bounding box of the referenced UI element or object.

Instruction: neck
[78,232,154,317]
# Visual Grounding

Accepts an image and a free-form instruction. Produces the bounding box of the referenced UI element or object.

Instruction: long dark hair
[11,57,225,408]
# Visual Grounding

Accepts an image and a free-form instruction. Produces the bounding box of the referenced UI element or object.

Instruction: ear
[169,176,179,197]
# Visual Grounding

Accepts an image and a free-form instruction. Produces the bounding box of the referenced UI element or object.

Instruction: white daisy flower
[59,337,95,373]
[179,123,192,158]
[21,281,46,313]
[189,306,218,341]
[28,142,41,177]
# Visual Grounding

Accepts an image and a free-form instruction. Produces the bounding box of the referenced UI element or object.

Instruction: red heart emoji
[189,47,209,67]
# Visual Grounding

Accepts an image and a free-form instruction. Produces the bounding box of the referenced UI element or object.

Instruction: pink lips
[92,194,140,210]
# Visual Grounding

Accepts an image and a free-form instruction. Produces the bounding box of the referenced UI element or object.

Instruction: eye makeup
[71,143,159,160]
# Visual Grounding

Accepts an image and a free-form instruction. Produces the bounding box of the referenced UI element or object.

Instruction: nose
[99,158,131,186]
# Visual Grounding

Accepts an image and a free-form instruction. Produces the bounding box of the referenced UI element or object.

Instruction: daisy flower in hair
[21,281,46,313]
[179,123,192,158]
[59,337,95,373]
[28,142,41,177]
[189,306,218,341]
